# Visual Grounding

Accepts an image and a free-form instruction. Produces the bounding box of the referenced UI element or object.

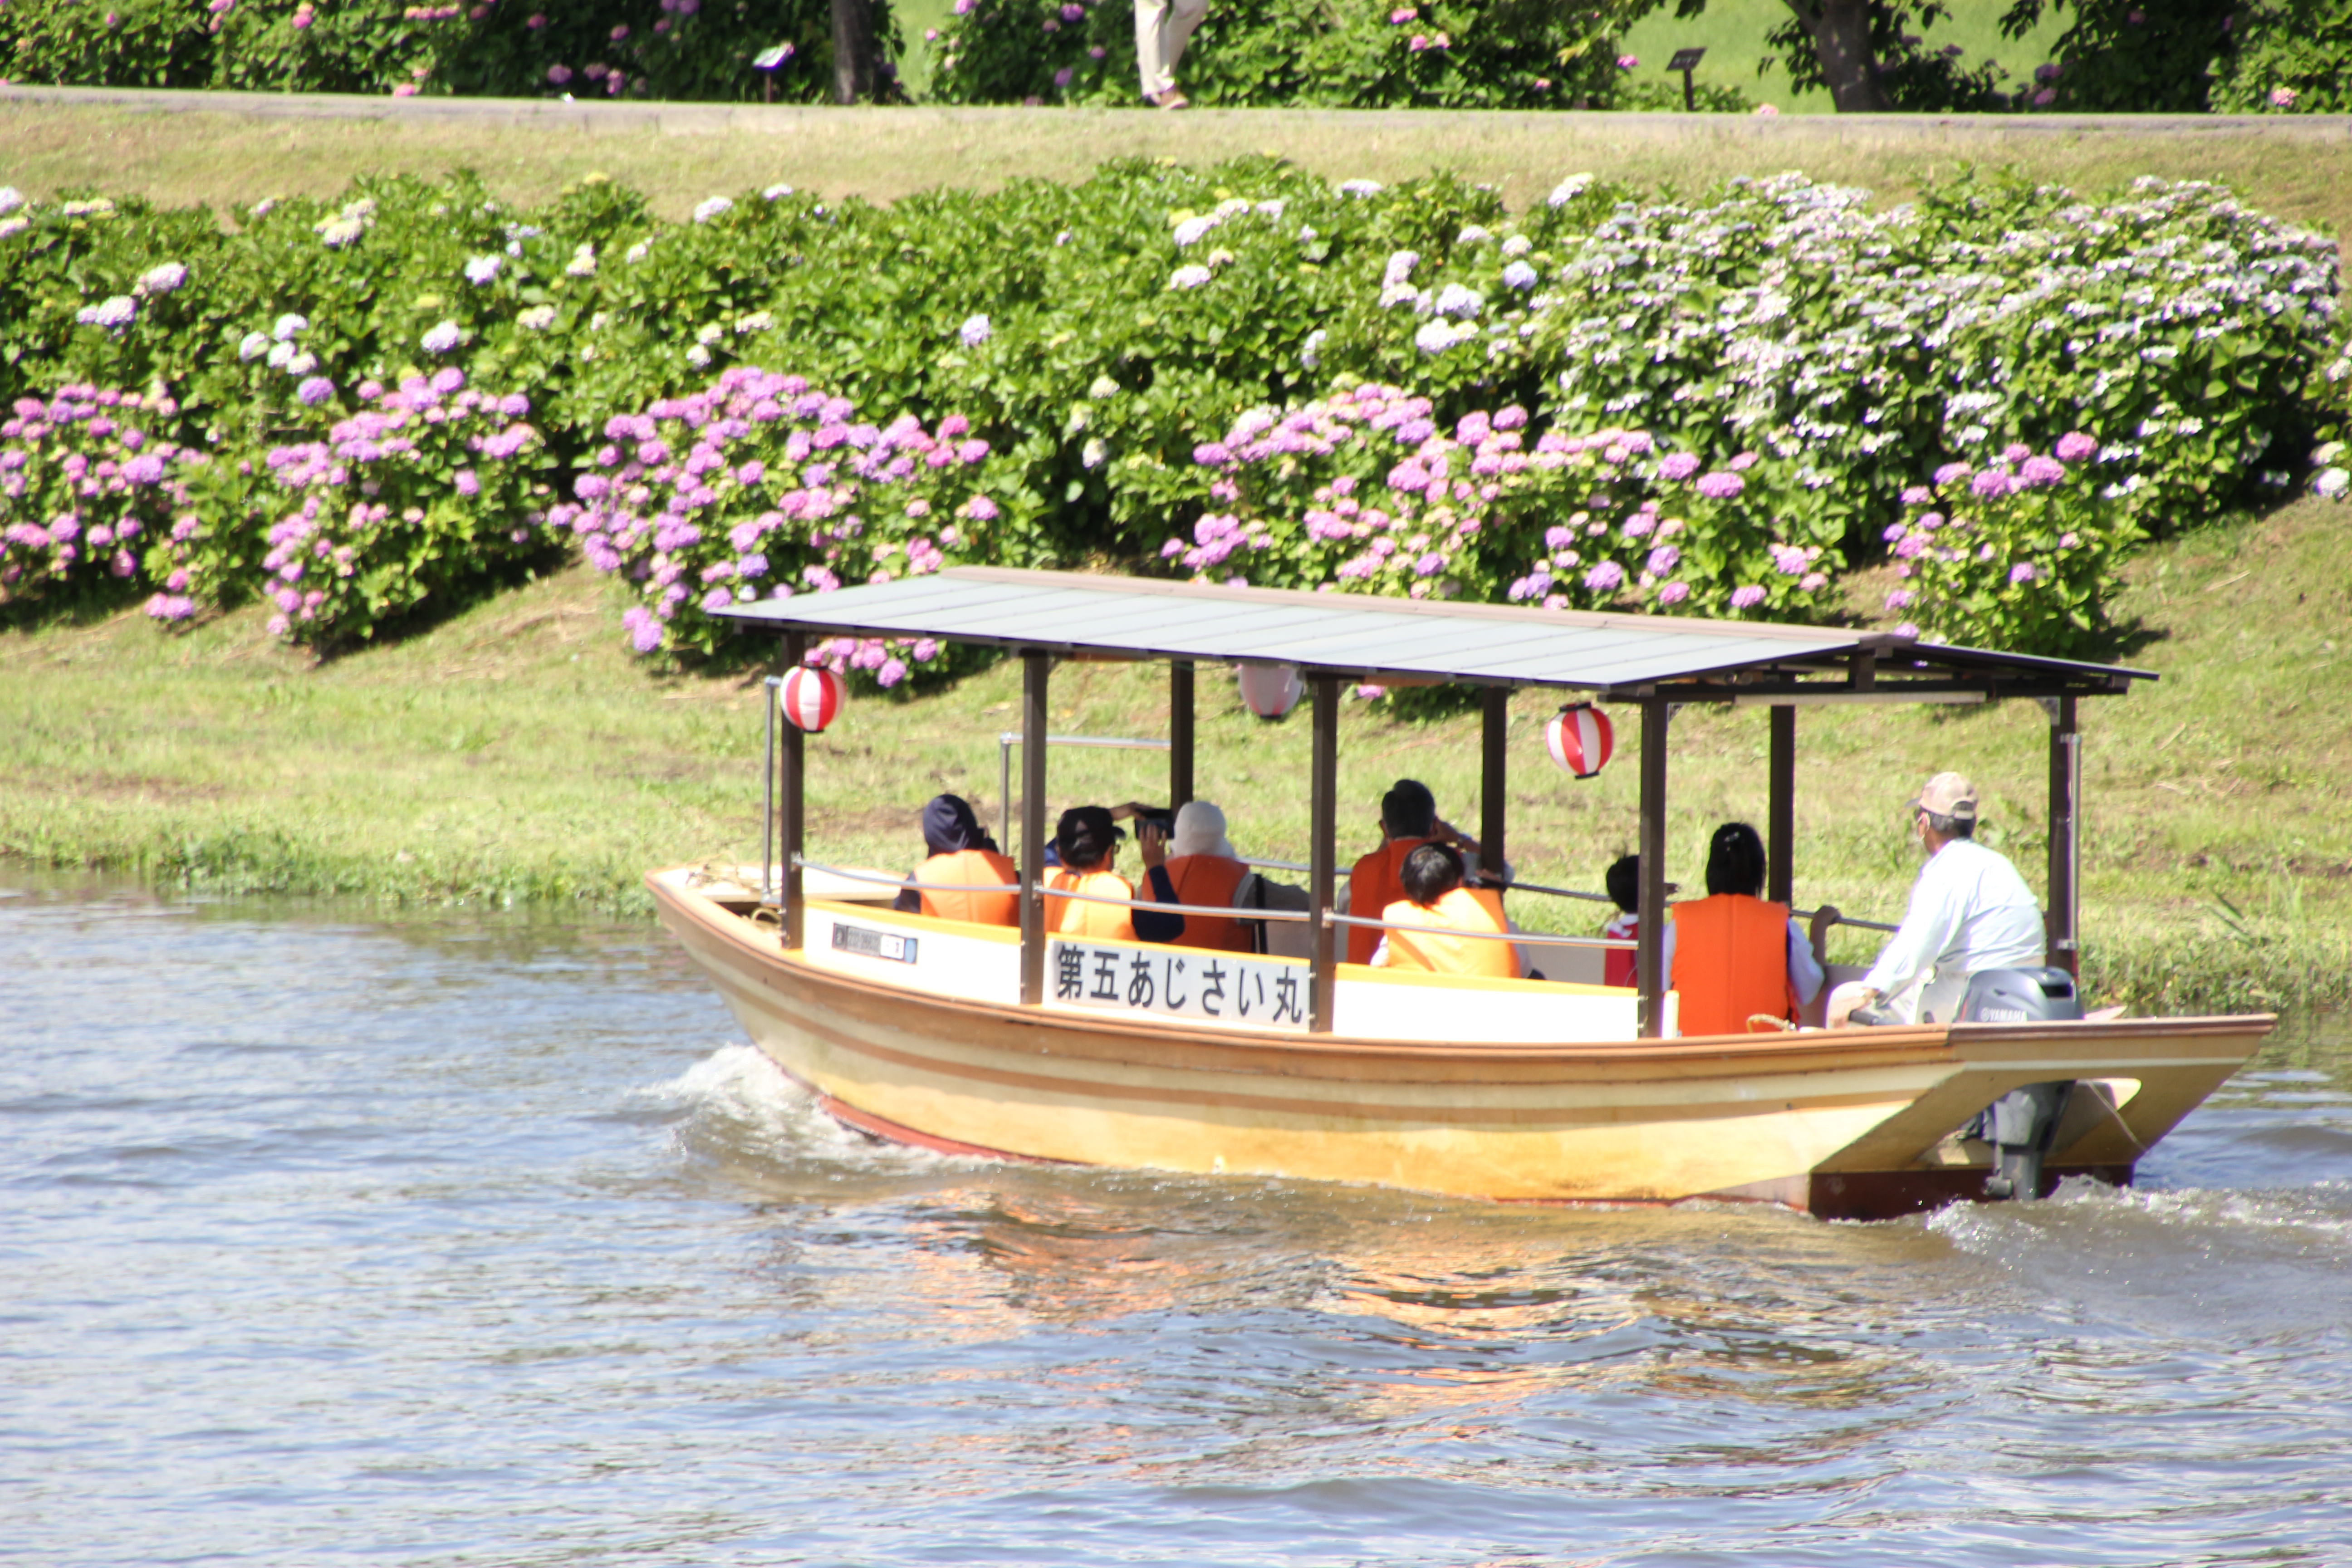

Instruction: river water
[5,878,2350,1568]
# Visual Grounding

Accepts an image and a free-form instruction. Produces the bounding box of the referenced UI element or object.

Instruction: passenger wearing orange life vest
[1141,800,1261,953]
[892,794,1019,926]
[1371,842,1523,980]
[1043,804,1186,945]
[1665,821,1837,1035]
[1343,779,1494,965]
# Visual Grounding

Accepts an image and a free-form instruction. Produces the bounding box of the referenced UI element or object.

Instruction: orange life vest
[1379,887,1519,979]
[1044,867,1136,942]
[1153,853,1254,953]
[914,848,1019,927]
[1669,893,1800,1035]
[1346,837,1426,965]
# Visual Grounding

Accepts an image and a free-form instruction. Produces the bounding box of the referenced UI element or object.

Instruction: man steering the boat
[1826,772,2048,1028]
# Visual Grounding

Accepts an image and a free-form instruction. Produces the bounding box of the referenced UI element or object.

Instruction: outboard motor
[1955,968,2083,1200]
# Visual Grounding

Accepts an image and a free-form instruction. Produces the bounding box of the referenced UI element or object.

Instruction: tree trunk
[1786,0,1891,112]
[832,0,875,104]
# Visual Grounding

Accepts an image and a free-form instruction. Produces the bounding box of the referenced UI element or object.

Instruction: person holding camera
[1044,804,1186,944]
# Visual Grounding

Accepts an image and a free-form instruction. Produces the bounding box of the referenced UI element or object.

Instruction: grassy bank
[4,497,2346,1014]
[4,98,2352,244]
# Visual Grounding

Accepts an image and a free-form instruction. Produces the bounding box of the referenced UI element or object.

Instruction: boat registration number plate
[832,922,920,965]
[1047,940,1308,1031]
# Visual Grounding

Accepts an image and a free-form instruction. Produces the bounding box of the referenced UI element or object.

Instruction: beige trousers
[1135,0,1209,97]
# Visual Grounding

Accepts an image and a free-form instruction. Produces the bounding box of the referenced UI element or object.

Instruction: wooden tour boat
[649,568,2272,1221]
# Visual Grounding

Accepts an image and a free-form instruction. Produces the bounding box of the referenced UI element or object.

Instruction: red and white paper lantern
[1236,661,1304,720]
[778,664,848,733]
[1545,702,1613,779]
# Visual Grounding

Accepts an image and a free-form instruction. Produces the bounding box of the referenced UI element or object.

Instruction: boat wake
[1926,1176,2352,1333]
[633,1044,977,1189]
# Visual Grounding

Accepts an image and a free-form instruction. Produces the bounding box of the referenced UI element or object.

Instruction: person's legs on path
[1136,0,1208,104]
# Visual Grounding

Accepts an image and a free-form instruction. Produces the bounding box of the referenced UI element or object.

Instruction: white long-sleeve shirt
[1861,838,2046,998]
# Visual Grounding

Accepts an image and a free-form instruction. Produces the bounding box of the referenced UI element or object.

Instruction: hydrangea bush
[553,367,1024,672]
[1158,385,1842,622]
[1,161,2344,661]
[0,385,207,612]
[1879,435,2132,657]
[146,368,556,647]
[0,0,890,103]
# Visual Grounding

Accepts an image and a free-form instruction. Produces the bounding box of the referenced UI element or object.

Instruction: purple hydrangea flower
[1695,471,1744,500]
[2019,455,2066,486]
[2009,561,2037,584]
[1656,581,1690,606]
[1729,585,1767,609]
[296,376,336,407]
[464,254,502,285]
[1646,544,1680,575]
[76,296,138,331]
[1501,260,1538,290]
[960,313,991,347]
[1970,469,2013,499]
[2054,431,2097,461]
[1583,561,1624,593]
[1657,452,1701,481]
[421,321,462,354]
[1933,461,1972,485]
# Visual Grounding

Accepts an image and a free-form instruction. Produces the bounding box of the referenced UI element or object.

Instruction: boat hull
[651,870,2271,1220]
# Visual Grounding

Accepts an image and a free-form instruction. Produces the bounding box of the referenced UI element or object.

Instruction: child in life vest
[1372,843,1522,979]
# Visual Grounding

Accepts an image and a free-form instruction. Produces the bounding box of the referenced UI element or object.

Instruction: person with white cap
[1141,800,1262,953]
[1826,771,2049,1027]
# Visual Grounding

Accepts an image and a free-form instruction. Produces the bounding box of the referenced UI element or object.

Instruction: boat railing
[784,854,1897,941]
[1323,909,1633,951]
[788,855,1312,924]
[1244,859,1896,933]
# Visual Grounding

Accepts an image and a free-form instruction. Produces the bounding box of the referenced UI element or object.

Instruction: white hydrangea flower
[566,243,597,278]
[286,350,318,375]
[1081,438,1107,469]
[1547,173,1592,208]
[266,340,297,368]
[1414,319,1468,354]
[1500,234,1532,258]
[2317,467,2349,499]
[696,322,725,346]
[693,196,735,224]
[0,217,28,242]
[762,183,795,201]
[1168,265,1213,290]
[238,331,271,361]
[735,310,774,335]
[1456,225,1491,245]
[1300,328,1327,369]
[1338,179,1383,198]
[1172,215,1218,248]
[625,240,652,264]
[272,313,309,341]
[0,186,23,216]
[1433,283,1483,319]
[686,343,712,368]
[1087,375,1120,399]
[518,305,558,330]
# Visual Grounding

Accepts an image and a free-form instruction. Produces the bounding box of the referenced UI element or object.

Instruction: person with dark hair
[1343,778,1494,965]
[893,793,1019,925]
[1662,821,1834,1034]
[1043,804,1186,944]
[1826,771,2045,1027]
[1371,842,1522,979]
[1598,853,1677,990]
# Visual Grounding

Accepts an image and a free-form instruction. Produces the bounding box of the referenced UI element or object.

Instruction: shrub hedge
[0,160,2342,666]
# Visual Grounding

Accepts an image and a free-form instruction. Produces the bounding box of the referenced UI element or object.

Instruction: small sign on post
[1667,46,1705,112]
[752,40,796,104]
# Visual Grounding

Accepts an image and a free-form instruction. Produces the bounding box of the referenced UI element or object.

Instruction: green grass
[6,100,2352,245]
[1616,0,2071,113]
[5,498,2347,1014]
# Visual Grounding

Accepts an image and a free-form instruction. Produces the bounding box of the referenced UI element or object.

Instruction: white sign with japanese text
[1045,941,1309,1032]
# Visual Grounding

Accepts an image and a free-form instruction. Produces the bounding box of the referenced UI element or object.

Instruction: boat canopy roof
[714,568,2154,702]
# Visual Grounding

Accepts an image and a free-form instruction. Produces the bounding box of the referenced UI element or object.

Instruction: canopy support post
[1767,704,1795,906]
[1308,673,1340,1034]
[1020,650,1050,1006]
[1637,698,1670,1039]
[1170,661,1195,814]
[1480,686,1509,879]
[779,632,806,951]
[2047,694,2081,978]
